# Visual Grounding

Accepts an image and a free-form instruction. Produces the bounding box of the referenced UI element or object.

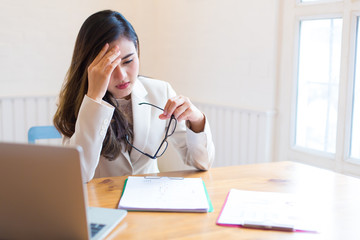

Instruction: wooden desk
[87,161,360,239]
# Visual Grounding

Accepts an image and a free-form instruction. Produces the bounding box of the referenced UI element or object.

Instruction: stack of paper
[118,176,212,212]
[217,189,318,232]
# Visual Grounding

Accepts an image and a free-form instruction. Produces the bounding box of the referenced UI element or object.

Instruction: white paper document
[217,189,319,232]
[118,176,210,212]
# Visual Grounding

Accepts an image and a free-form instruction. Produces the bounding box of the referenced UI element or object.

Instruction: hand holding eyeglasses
[159,95,205,133]
[126,102,177,159]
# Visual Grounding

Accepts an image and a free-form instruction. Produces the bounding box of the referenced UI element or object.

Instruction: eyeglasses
[125,102,177,159]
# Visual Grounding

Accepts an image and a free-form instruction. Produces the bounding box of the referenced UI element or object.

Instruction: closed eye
[123,59,133,64]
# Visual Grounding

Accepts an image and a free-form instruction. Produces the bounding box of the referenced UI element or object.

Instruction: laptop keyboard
[90,223,106,237]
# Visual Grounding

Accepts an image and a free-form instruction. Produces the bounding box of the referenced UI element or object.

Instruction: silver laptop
[0,142,127,240]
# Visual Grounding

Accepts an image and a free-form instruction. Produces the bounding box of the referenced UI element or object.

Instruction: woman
[53,10,215,182]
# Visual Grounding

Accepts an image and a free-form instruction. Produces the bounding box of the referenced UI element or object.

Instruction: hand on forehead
[107,38,137,58]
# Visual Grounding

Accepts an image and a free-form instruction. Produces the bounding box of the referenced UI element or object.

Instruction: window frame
[344,12,360,166]
[296,17,343,155]
[277,0,360,177]
[291,14,343,158]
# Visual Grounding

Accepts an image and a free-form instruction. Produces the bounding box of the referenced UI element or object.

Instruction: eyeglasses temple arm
[139,102,164,111]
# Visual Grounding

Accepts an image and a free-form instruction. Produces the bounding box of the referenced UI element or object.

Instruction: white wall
[0,0,280,112]
[0,0,136,97]
[138,0,280,111]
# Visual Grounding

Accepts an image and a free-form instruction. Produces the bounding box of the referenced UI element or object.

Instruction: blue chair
[28,125,62,144]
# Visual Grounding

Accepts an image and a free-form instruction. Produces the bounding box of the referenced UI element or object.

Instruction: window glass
[350,17,360,159]
[295,18,342,153]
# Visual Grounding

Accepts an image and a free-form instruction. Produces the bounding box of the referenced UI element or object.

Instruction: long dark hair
[53,10,139,160]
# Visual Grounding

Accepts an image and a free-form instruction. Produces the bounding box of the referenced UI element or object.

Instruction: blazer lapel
[119,144,132,170]
[129,79,151,163]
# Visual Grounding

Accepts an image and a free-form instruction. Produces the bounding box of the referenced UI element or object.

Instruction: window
[350,17,360,160]
[295,18,342,154]
[278,0,360,176]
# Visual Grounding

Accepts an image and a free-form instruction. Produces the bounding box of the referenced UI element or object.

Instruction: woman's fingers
[91,43,109,66]
[160,95,205,132]
[98,45,121,69]
[177,108,195,122]
[172,101,190,120]
[88,45,121,76]
[162,95,202,121]
[87,45,122,102]
[103,55,122,76]
[163,96,185,117]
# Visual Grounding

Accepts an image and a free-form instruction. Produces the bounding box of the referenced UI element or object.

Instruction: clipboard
[216,189,318,232]
[118,176,213,213]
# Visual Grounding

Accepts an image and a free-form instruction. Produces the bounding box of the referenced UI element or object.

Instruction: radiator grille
[196,102,276,167]
[0,96,57,142]
[0,96,275,166]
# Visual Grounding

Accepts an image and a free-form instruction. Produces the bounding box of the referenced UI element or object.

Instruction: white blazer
[64,76,215,182]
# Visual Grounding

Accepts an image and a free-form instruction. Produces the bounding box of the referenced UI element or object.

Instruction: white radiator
[195,102,276,167]
[0,96,58,143]
[0,96,276,167]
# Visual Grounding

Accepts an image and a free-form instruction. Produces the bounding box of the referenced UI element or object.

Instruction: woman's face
[107,37,139,99]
